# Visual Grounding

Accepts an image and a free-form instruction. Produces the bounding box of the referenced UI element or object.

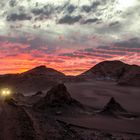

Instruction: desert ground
[0,80,140,140]
[59,80,140,139]
[66,81,140,113]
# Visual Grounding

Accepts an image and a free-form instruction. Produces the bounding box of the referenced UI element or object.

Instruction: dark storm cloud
[9,0,17,7]
[67,4,76,13]
[7,13,32,21]
[31,2,76,20]
[97,38,140,53]
[81,5,92,13]
[58,15,82,24]
[31,3,77,21]
[90,1,101,10]
[82,18,99,24]
[27,0,101,24]
[59,37,140,60]
[31,8,44,15]
[114,38,140,49]
[31,4,54,17]
[96,21,123,34]
[109,21,120,26]
[81,1,100,12]
[2,0,122,27]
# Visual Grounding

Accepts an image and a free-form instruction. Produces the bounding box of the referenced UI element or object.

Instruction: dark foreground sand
[0,80,140,140]
[63,81,140,138]
[66,81,140,113]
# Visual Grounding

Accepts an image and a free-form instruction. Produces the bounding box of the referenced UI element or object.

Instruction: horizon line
[0,60,139,76]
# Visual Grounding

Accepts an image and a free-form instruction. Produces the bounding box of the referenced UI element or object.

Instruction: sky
[0,0,140,75]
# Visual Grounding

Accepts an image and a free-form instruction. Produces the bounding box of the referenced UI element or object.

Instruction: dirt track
[0,102,37,140]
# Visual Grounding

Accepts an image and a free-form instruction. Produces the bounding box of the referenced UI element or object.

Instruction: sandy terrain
[66,81,140,113]
[0,81,140,140]
[53,81,140,138]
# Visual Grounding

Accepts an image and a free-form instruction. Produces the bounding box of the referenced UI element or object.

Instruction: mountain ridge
[21,65,65,77]
[78,60,140,87]
[0,65,66,94]
[0,60,139,94]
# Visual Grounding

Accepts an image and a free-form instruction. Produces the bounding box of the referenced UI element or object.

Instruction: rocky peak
[23,65,49,74]
[22,65,65,76]
[31,65,51,71]
[80,60,129,80]
[34,84,74,109]
[102,97,126,114]
[44,84,73,106]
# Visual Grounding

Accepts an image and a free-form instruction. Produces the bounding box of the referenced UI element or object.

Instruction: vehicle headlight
[1,89,11,97]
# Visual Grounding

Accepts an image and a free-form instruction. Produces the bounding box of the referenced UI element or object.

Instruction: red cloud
[0,38,140,75]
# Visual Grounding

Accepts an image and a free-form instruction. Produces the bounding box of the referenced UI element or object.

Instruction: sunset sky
[0,0,140,75]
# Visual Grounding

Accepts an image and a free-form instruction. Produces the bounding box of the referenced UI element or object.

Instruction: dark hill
[0,66,66,94]
[79,60,129,80]
[22,65,65,77]
[78,60,140,87]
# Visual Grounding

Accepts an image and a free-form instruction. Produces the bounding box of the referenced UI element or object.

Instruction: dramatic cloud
[58,15,82,24]
[0,0,140,75]
[82,18,99,24]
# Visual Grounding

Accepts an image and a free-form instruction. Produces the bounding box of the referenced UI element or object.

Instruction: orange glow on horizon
[0,58,140,76]
[0,40,140,76]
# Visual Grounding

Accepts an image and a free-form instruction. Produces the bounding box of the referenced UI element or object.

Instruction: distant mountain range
[78,60,140,87]
[0,60,139,94]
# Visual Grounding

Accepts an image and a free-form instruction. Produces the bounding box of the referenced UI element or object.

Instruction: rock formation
[34,84,83,110]
[100,97,127,116]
